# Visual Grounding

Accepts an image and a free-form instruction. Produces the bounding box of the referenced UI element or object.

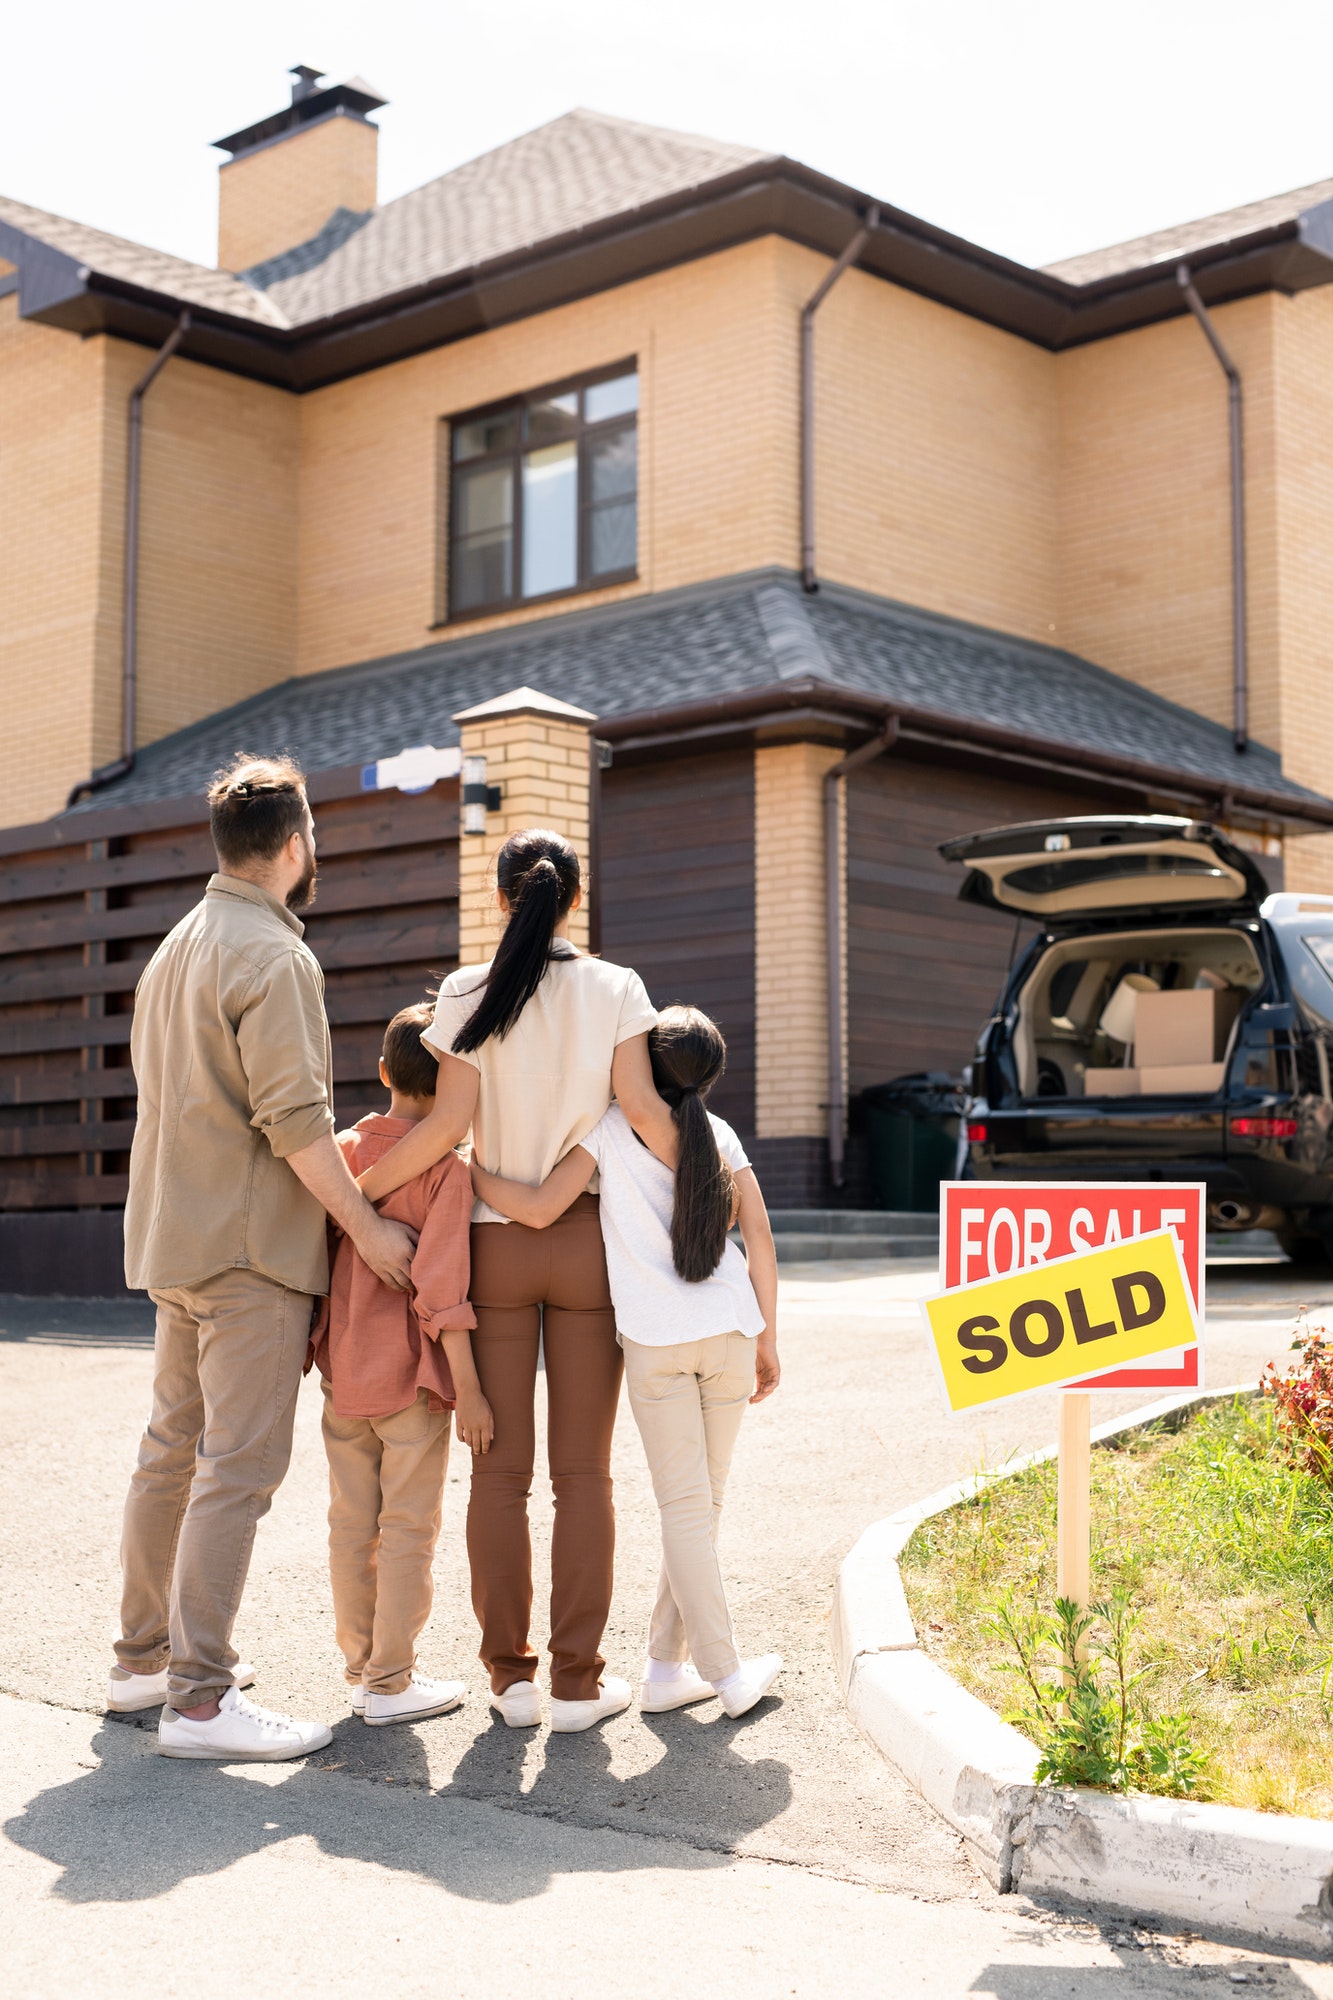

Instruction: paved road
[3,1256,1332,1995]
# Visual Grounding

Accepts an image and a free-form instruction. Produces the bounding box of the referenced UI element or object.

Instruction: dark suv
[942,814,1333,1258]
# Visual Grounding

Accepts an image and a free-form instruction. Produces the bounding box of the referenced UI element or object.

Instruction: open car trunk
[1011,925,1265,1102]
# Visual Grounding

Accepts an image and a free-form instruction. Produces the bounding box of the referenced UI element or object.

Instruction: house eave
[7,160,1333,390]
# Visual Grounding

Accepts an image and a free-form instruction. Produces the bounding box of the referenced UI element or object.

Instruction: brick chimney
[213,65,386,273]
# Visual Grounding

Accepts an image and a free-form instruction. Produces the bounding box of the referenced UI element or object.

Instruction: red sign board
[938,1182,1205,1390]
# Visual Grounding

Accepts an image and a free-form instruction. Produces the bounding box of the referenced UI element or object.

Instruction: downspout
[67,310,191,807]
[801,206,878,593]
[1176,266,1247,753]
[825,721,898,1189]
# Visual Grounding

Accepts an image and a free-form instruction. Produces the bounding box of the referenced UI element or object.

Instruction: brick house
[4,68,1333,1287]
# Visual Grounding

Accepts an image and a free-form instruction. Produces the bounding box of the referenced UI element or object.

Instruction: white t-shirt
[578,1104,765,1346]
[425,949,657,1224]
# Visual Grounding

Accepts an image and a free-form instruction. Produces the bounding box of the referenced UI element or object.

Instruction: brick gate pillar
[451,686,597,967]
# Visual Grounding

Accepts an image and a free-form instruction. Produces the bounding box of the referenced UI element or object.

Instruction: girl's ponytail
[648,1006,734,1282]
[453,829,580,1052]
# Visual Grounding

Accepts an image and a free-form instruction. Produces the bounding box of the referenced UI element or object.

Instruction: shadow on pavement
[4,1696,792,1906]
[0,1296,154,1346]
[972,1965,1321,1996]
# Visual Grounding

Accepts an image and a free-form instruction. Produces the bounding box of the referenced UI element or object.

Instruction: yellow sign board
[922,1226,1199,1414]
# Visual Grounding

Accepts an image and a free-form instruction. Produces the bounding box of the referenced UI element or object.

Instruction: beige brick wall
[455,709,593,964]
[1056,294,1280,747]
[118,343,299,752]
[754,741,842,1138]
[790,246,1061,643]
[0,301,118,825]
[218,114,378,271]
[1269,287,1333,895]
[294,238,800,676]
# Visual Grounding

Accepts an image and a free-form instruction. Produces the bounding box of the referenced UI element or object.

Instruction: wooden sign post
[1057,1389,1092,1665]
[924,1195,1205,1654]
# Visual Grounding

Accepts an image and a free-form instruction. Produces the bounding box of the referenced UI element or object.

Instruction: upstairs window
[448,364,638,618]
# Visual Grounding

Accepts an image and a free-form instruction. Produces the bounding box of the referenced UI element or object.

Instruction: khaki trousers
[117,1266,314,1711]
[322,1383,451,1695]
[622,1331,756,1686]
[468,1196,622,1702]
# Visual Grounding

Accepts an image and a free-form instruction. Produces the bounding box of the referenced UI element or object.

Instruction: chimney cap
[213,67,388,160]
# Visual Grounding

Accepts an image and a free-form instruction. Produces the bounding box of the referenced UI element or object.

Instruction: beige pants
[622,1331,755,1685]
[117,1266,314,1711]
[322,1383,451,1695]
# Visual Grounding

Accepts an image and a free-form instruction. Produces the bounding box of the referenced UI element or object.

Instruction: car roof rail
[1260,891,1333,920]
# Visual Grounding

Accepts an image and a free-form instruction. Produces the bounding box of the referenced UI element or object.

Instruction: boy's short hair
[208,753,308,868]
[382,1002,438,1100]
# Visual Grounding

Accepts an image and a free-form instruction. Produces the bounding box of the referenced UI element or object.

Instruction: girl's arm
[611,1033,677,1169]
[471,1145,596,1229]
[734,1167,780,1403]
[357,1054,479,1203]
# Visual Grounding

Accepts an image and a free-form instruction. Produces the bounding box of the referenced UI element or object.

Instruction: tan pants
[622,1331,755,1686]
[322,1383,451,1695]
[117,1267,314,1711]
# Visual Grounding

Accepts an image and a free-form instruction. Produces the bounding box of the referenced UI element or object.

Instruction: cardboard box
[1084,1068,1141,1097]
[1134,988,1244,1066]
[1139,1063,1226,1095]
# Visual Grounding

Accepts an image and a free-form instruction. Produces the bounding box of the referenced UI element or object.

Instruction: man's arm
[357,1055,479,1203]
[471,1146,596,1229]
[734,1167,780,1403]
[288,1131,417,1293]
[611,1033,677,1168]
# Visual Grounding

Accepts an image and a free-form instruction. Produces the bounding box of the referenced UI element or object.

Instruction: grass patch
[901,1394,1333,1816]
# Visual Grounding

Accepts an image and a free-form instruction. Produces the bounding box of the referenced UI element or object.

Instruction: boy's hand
[454,1385,494,1455]
[750,1330,780,1404]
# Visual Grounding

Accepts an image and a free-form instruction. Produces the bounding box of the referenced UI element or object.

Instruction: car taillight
[1229,1116,1298,1138]
[966,1121,989,1143]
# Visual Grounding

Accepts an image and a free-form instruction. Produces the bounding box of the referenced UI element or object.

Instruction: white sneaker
[363,1674,466,1727]
[350,1684,367,1717]
[716,1654,783,1719]
[107,1661,255,1713]
[157,1685,331,1761]
[489,1678,543,1729]
[638,1664,715,1713]
[550,1675,632,1734]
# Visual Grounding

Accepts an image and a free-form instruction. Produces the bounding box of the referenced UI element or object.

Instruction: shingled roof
[6,105,1333,381]
[64,570,1333,827]
[1045,172,1333,286]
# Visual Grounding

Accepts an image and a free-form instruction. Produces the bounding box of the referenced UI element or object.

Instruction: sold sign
[939,1182,1205,1390]
[923,1228,1199,1414]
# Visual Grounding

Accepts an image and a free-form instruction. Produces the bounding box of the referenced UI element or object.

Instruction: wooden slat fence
[0,767,460,1224]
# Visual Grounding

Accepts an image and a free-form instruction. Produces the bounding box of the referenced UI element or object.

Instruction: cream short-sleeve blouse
[424,948,658,1224]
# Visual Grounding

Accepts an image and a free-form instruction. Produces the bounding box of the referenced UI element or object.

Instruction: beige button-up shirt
[123,874,336,1296]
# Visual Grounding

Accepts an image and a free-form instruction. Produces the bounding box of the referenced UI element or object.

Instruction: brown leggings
[467,1195,623,1701]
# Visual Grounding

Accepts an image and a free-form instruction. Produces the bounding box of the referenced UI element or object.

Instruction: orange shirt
[309,1116,476,1419]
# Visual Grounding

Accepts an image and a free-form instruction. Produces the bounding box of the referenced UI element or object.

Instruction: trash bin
[859,1072,964,1212]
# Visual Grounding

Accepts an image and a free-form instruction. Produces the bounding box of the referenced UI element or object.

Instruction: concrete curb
[831,1385,1333,1953]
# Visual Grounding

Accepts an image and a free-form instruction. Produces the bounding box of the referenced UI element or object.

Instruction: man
[108,754,418,1762]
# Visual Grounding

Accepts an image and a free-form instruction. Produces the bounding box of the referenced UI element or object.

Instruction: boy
[308,1001,493,1725]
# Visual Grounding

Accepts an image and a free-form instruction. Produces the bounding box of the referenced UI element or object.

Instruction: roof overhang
[597,678,1333,832]
[6,162,1333,390]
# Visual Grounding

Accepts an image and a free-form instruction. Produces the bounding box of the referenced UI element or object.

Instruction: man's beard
[286,849,318,911]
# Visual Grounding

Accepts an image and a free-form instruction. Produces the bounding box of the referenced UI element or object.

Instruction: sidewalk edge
[831,1384,1333,1951]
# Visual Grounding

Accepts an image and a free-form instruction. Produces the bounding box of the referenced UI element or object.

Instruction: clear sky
[5,0,1333,275]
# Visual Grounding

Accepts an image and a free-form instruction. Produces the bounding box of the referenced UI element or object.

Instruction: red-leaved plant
[1262,1315,1333,1484]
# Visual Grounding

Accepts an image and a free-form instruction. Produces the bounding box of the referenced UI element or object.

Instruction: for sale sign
[923,1228,1200,1414]
[938,1182,1205,1390]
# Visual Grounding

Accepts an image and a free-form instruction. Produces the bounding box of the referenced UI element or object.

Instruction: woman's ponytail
[648,1006,734,1282]
[453,829,580,1052]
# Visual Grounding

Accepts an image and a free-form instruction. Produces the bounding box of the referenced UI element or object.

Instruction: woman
[357,828,670,1732]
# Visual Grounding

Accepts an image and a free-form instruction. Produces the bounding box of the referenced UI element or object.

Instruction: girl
[471,1004,783,1721]
[355,828,672,1734]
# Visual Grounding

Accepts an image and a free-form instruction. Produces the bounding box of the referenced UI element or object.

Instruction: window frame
[442,359,639,625]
